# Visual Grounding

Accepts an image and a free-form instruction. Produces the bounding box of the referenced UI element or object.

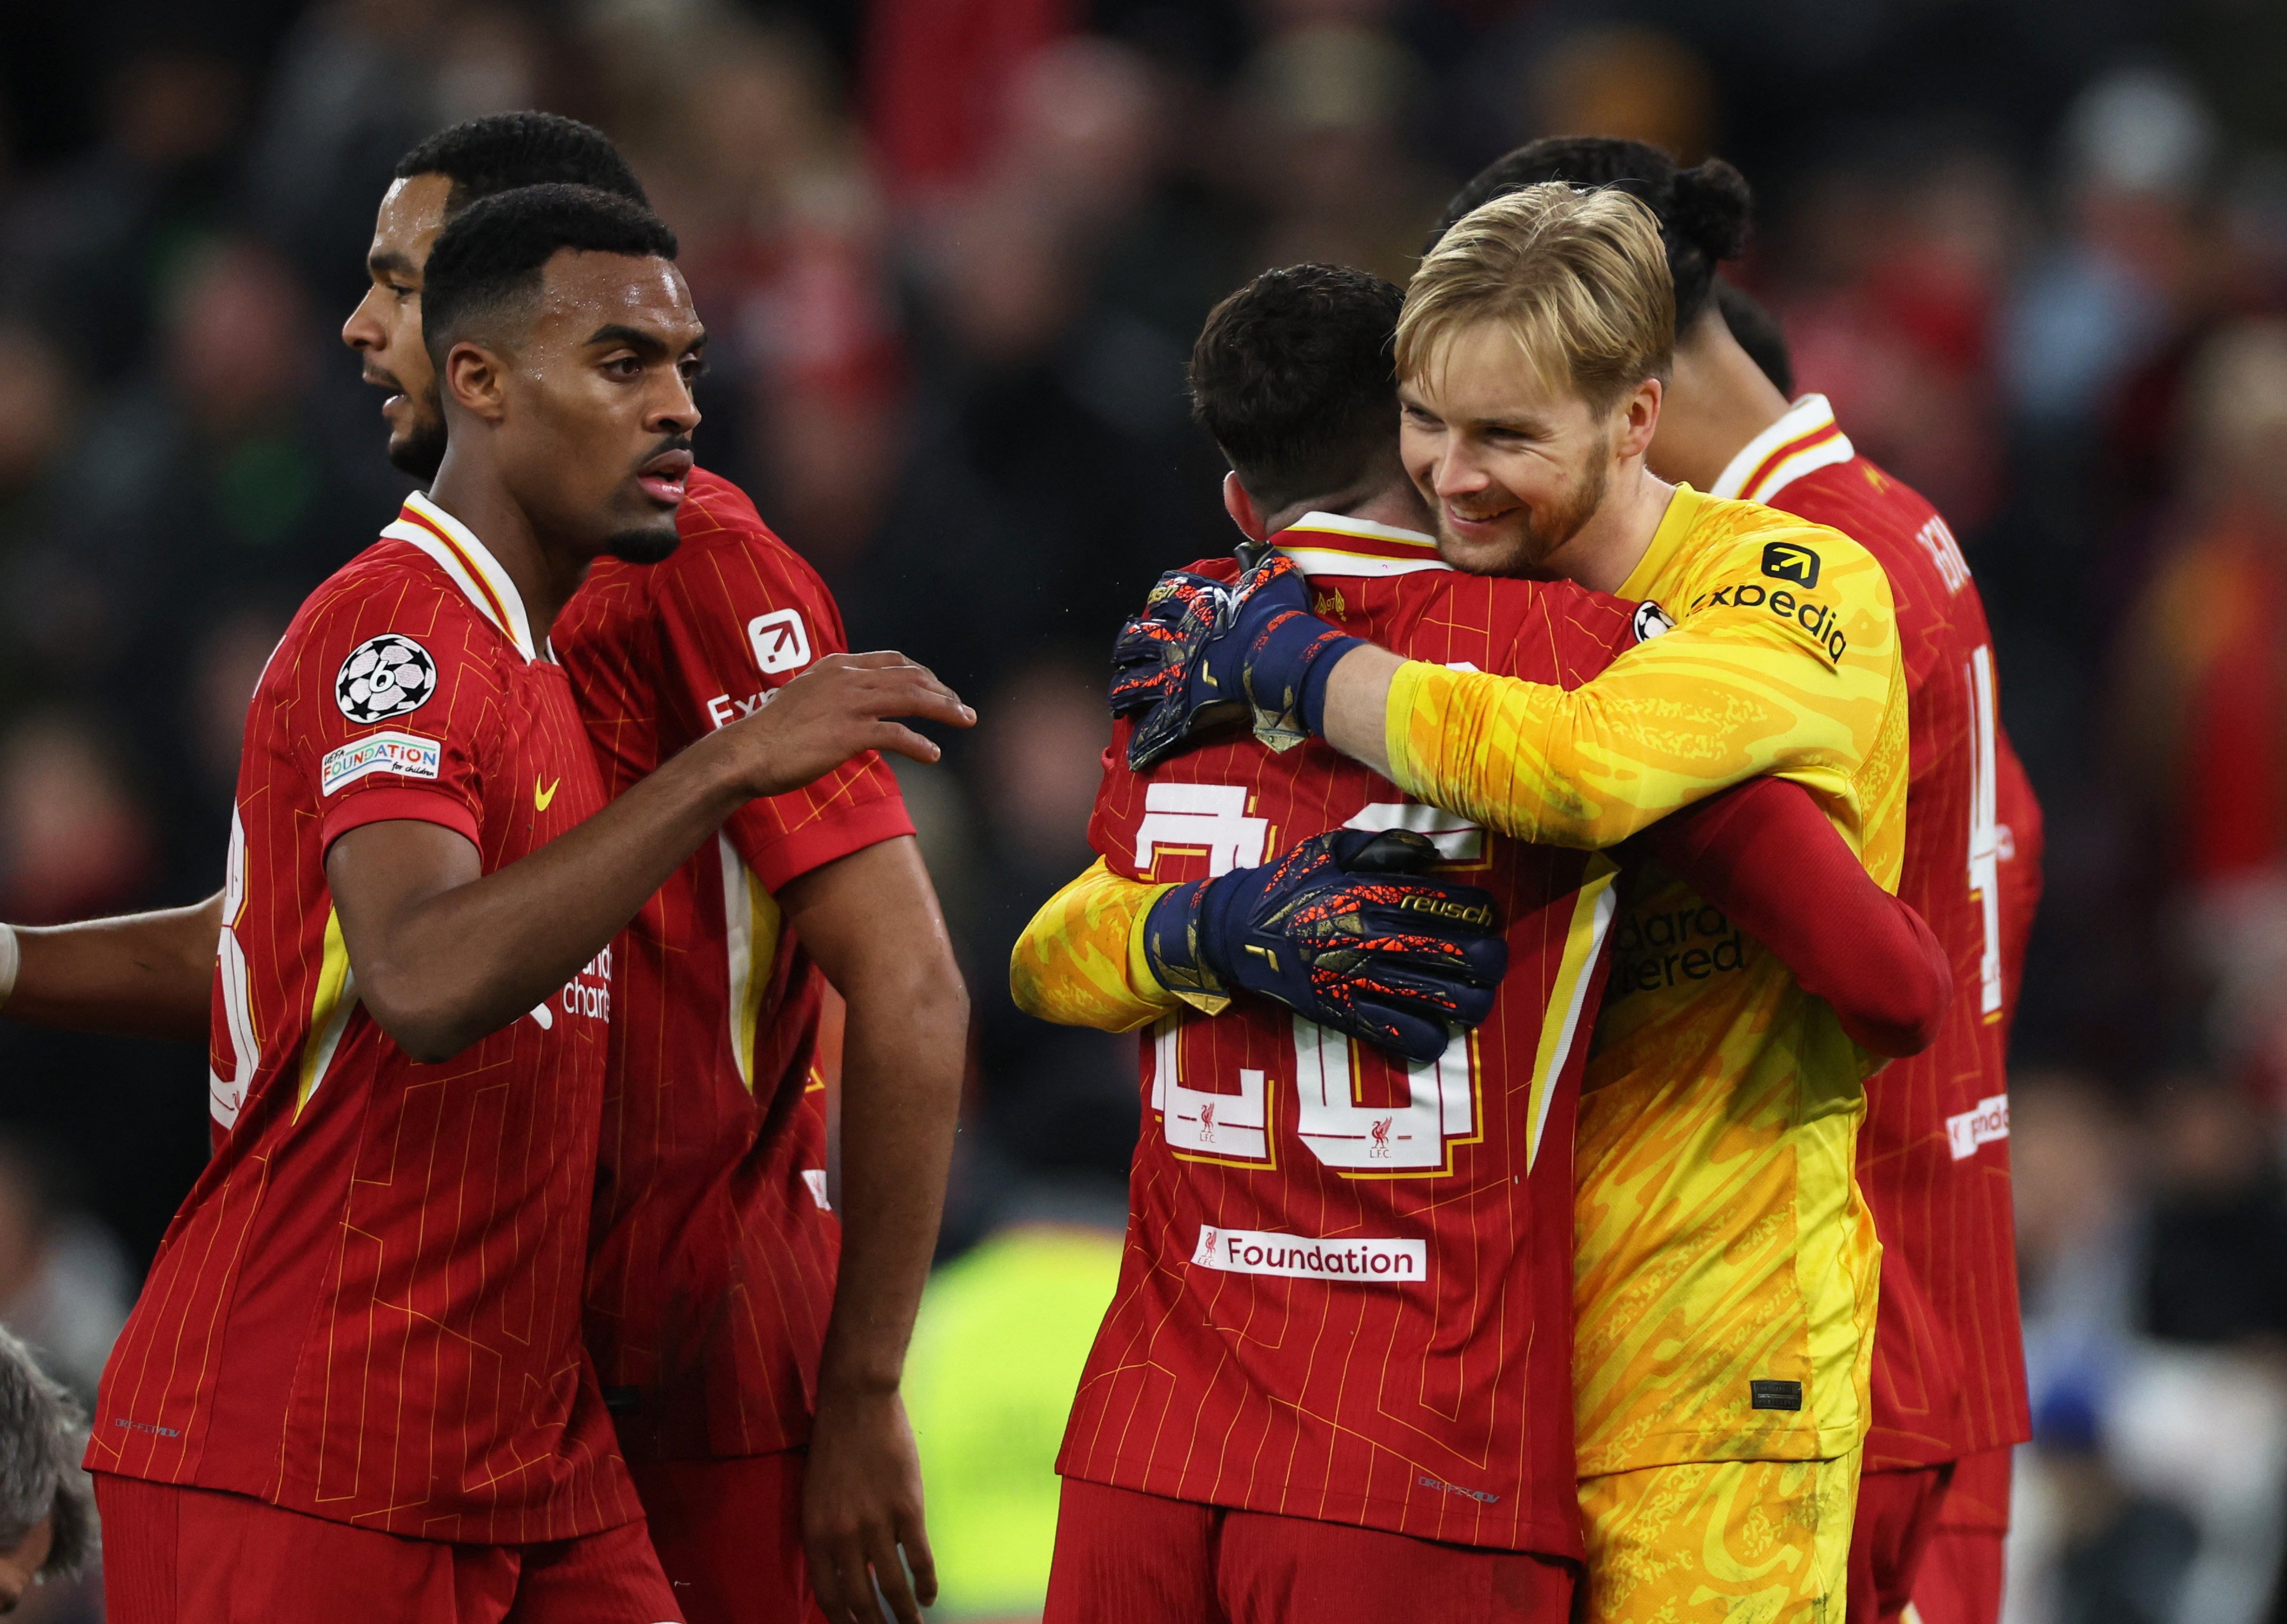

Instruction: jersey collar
[1617,482,1707,602]
[383,491,540,662]
[1271,511,1451,578]
[1708,394,1856,504]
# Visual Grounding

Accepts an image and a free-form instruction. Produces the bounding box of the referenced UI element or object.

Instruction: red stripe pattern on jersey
[90,518,635,1542]
[553,469,913,1460]
[1062,537,1638,1556]
[1761,452,2042,1466]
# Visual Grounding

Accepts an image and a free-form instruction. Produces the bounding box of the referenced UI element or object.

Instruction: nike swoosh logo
[534,777,560,812]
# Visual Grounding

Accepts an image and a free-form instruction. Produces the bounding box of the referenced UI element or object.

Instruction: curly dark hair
[421,183,678,369]
[1189,264,1406,514]
[1431,137,1753,334]
[394,111,648,220]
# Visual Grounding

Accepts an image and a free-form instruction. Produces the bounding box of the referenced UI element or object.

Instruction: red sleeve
[651,492,913,891]
[293,573,500,856]
[1641,778,1952,1057]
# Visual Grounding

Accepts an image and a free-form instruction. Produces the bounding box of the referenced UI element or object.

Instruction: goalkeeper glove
[1108,555,1361,770]
[1138,827,1506,1064]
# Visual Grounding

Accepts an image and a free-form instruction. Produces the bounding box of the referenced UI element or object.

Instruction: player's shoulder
[1683,488,1892,607]
[287,537,495,653]
[658,465,832,595]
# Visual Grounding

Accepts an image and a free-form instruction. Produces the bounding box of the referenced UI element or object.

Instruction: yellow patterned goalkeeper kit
[1015,486,1908,1621]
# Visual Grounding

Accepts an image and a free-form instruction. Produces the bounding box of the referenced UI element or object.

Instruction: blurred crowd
[4,0,2287,1618]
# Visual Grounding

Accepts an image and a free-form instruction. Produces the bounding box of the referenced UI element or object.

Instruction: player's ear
[1613,375,1661,464]
[1222,472,1269,543]
[443,339,510,423]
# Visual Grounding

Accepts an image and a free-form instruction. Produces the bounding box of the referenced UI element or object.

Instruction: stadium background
[2,0,2286,1617]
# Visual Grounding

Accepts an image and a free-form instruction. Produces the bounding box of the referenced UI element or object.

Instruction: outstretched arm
[1643,777,1949,1056]
[779,836,965,1624]
[333,653,971,1063]
[1009,858,1177,1034]
[1,894,222,1041]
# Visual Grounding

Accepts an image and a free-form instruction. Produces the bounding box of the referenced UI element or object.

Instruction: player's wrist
[1141,878,1234,1015]
[0,924,17,1010]
[1241,608,1362,750]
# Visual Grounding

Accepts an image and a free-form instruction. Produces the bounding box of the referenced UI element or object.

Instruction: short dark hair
[422,184,679,370]
[0,1329,90,1581]
[394,112,649,221]
[1714,280,1794,397]
[1189,264,1405,514]
[1431,138,1751,332]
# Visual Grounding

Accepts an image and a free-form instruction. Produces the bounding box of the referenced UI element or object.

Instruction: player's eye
[603,355,643,379]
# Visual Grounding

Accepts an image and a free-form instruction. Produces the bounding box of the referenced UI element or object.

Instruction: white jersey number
[1966,645,2004,1020]
[210,812,258,1130]
[1139,797,1615,1179]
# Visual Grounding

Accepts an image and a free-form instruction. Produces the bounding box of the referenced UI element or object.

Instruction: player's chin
[1433,525,1534,578]
[603,521,681,564]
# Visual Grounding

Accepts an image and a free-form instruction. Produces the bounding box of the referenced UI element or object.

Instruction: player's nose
[341,290,384,352]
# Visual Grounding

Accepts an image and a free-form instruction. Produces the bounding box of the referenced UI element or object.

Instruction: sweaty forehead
[371,172,454,268]
[531,251,699,342]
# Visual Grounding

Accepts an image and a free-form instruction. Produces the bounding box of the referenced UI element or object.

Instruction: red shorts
[94,1474,682,1624]
[1911,1448,2012,1624]
[1043,1477,1575,1624]
[626,1452,825,1624]
[1847,1462,1954,1621]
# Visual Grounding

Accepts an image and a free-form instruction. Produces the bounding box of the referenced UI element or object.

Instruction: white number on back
[1966,645,2003,1020]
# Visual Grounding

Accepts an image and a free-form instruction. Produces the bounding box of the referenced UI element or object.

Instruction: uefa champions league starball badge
[336,634,439,724]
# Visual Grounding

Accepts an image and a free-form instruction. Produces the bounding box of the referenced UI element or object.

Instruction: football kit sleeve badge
[337,635,439,723]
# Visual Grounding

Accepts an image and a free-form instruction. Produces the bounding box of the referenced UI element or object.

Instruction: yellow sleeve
[1009,857,1181,1033]
[1385,515,1902,851]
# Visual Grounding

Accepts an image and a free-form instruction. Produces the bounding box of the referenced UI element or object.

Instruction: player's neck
[1651,314,1791,490]
[427,452,584,640]
[1533,460,1678,596]
[1261,471,1434,540]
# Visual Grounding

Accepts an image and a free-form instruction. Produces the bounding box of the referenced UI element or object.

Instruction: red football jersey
[553,469,913,1460]
[1714,398,2042,1466]
[89,493,636,1542]
[1062,516,1640,1556]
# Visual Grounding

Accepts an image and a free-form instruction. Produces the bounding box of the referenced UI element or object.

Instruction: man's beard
[604,524,682,564]
[388,397,448,482]
[1439,440,1609,577]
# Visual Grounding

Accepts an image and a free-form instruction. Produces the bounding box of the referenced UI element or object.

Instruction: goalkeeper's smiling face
[1398,320,1659,582]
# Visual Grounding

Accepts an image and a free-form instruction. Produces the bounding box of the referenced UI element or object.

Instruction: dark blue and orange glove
[1139,828,1508,1064]
[1108,555,1362,770]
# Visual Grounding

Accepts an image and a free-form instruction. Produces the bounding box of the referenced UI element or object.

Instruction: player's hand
[802,1384,936,1624]
[1109,555,1359,769]
[1141,827,1508,1063]
[716,651,973,800]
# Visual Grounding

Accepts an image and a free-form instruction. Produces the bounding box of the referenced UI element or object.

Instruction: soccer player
[1432,139,2043,1624]
[87,185,968,1620]
[1012,261,1944,1620]
[1046,185,1911,1622]
[0,113,968,1624]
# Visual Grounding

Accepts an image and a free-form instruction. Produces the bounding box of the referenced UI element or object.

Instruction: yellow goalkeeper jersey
[1015,485,1908,1475]
[1385,485,1905,1473]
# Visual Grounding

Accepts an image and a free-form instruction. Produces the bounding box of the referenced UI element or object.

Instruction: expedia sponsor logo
[1396,893,1494,926]
[1946,1093,2009,1160]
[1689,580,1850,664]
[1610,898,1751,997]
[1192,1225,1423,1283]
[1761,540,1821,588]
